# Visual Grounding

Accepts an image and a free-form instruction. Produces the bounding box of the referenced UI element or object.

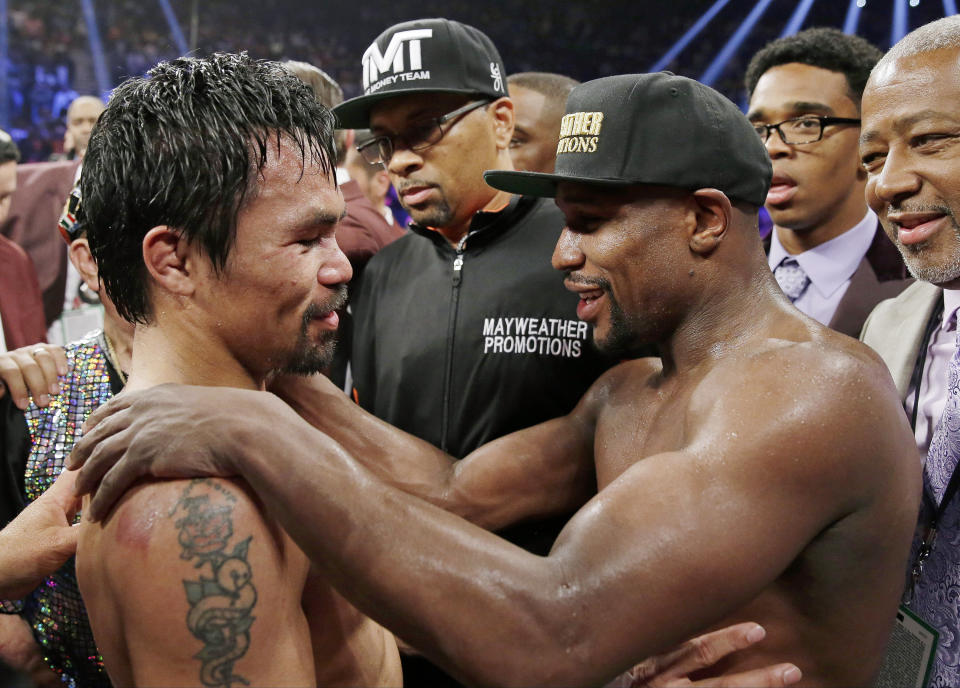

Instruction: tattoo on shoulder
[171,478,258,687]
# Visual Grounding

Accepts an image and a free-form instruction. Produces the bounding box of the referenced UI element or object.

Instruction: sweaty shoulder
[692,328,919,500]
[77,477,313,687]
[576,356,662,415]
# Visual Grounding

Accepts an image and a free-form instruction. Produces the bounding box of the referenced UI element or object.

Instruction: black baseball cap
[333,18,508,129]
[484,73,772,207]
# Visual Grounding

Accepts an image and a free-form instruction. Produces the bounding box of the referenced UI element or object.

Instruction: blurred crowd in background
[5,0,951,162]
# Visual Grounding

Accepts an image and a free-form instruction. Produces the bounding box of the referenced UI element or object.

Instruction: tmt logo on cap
[334,18,509,130]
[362,29,433,93]
[557,111,604,155]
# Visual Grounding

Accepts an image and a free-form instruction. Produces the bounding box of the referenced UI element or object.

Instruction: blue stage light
[944,0,958,14]
[649,0,732,73]
[780,0,817,37]
[157,0,189,56]
[81,0,111,98]
[701,0,776,87]
[845,0,864,33]
[0,0,7,129]
[892,0,909,44]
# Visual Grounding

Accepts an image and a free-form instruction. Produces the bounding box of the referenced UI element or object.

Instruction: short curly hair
[745,27,883,108]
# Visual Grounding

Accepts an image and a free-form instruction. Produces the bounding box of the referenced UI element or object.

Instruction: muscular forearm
[274,374,460,508]
[236,415,611,686]
[273,375,594,530]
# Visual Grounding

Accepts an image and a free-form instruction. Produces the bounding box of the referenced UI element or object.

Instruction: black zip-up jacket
[351,194,613,462]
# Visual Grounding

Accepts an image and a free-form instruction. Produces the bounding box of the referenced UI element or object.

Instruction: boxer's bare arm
[214,349,916,685]
[72,369,605,529]
[274,371,599,529]
[76,477,316,687]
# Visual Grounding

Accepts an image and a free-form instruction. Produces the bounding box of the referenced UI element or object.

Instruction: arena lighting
[846,0,865,32]
[80,0,111,98]
[0,0,8,129]
[156,0,189,56]
[780,0,817,37]
[909,0,919,6]
[701,0,776,86]
[649,0,732,72]
[945,0,958,14]
[892,0,910,44]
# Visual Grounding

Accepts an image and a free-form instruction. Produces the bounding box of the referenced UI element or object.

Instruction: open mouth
[891,213,949,246]
[766,173,797,206]
[569,286,606,322]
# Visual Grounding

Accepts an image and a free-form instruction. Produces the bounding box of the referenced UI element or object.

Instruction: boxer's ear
[688,188,731,255]
[142,226,196,298]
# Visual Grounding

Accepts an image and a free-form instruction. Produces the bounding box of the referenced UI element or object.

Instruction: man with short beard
[72,53,400,686]
[858,15,960,687]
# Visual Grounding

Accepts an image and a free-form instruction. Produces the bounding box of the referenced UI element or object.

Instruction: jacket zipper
[440,233,469,453]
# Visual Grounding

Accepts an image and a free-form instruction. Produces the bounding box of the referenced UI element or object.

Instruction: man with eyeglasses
[745,27,911,337]
[331,18,614,685]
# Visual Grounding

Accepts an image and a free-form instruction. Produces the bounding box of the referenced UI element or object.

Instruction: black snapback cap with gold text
[484,73,772,207]
[333,18,508,129]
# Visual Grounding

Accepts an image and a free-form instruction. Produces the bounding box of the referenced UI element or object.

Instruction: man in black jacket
[333,18,614,684]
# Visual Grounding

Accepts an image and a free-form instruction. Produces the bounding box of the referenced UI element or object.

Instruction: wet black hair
[82,52,338,324]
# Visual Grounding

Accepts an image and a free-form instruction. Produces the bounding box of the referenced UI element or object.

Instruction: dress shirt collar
[768,209,878,299]
[942,287,960,334]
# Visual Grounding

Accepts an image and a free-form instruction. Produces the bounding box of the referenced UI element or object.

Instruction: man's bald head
[874,14,960,72]
[66,95,105,159]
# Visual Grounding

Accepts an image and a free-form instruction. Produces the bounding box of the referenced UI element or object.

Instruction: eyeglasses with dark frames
[357,99,491,165]
[752,115,862,145]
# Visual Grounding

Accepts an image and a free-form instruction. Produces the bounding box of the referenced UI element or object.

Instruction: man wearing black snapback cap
[71,72,920,685]
[335,17,611,466]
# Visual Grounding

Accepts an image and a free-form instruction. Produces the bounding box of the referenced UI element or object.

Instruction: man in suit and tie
[745,27,911,337]
[859,15,960,687]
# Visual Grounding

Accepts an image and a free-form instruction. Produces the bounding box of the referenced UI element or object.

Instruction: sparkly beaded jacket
[1,330,120,687]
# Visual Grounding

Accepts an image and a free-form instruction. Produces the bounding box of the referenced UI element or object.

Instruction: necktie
[910,323,960,686]
[927,325,960,502]
[774,258,810,302]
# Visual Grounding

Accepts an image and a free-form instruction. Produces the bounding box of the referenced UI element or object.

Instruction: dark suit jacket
[0,234,47,349]
[764,223,912,338]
